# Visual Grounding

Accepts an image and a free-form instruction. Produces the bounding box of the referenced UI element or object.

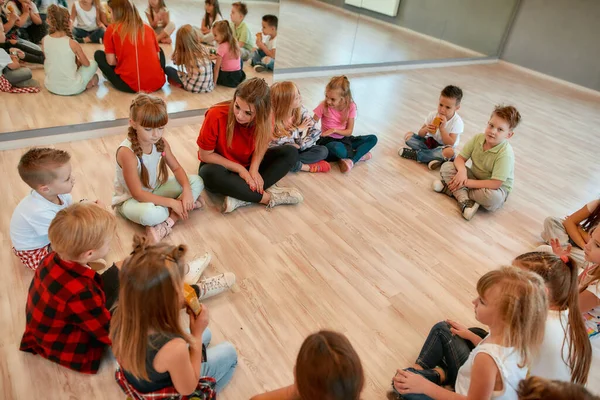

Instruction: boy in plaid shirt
[19,202,120,374]
[10,148,101,270]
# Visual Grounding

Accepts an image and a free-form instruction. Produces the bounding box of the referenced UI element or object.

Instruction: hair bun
[131,234,150,254]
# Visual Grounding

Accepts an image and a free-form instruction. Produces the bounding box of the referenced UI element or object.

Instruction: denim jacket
[270,106,321,151]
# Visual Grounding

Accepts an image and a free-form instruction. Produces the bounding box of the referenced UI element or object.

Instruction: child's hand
[298,116,314,132]
[438,115,447,125]
[426,123,437,134]
[321,128,335,137]
[180,189,195,213]
[393,369,430,395]
[448,170,467,192]
[9,12,18,22]
[170,198,188,220]
[550,238,572,260]
[446,319,470,339]
[189,303,210,338]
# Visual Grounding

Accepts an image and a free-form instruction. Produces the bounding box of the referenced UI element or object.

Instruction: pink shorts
[13,245,51,271]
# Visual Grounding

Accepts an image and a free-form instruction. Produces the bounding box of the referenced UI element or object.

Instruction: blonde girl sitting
[113,94,205,243]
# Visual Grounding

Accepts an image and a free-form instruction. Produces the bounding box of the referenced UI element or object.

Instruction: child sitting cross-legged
[398,85,464,170]
[19,202,120,374]
[432,105,521,221]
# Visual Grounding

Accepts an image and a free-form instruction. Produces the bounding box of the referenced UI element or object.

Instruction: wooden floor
[2,63,600,399]
[0,0,278,134]
[276,0,483,69]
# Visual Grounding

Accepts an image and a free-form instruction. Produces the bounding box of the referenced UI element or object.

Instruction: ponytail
[514,252,592,384]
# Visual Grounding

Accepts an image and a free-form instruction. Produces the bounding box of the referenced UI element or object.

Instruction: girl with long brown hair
[313,75,377,173]
[113,94,205,243]
[111,236,237,396]
[270,81,330,173]
[145,0,174,44]
[542,197,600,266]
[43,4,99,95]
[199,0,221,44]
[251,330,364,400]
[165,24,214,92]
[197,77,303,213]
[390,266,548,400]
[211,20,245,88]
[513,251,591,384]
[93,0,166,93]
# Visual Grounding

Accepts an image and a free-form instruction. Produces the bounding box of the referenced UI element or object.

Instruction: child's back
[19,202,117,374]
[43,35,82,94]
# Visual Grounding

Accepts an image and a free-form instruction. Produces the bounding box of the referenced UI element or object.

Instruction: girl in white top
[113,94,205,244]
[70,0,107,44]
[145,0,175,44]
[42,4,98,95]
[513,251,591,384]
[198,0,222,45]
[392,266,548,400]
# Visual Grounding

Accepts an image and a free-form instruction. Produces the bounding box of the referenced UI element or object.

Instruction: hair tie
[161,152,165,156]
[560,255,569,263]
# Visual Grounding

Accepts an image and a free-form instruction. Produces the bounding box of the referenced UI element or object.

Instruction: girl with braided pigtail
[113,93,205,244]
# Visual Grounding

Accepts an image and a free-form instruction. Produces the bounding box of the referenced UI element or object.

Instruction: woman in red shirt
[93,0,166,93]
[197,78,303,213]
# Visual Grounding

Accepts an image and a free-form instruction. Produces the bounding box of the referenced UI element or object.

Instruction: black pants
[0,40,44,64]
[198,145,298,203]
[94,49,166,93]
[100,264,120,312]
[164,66,183,86]
[19,23,47,45]
[216,69,246,88]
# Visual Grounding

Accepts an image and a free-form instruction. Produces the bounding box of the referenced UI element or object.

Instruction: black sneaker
[398,147,418,161]
[459,200,480,221]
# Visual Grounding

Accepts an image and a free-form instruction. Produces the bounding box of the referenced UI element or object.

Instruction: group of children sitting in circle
[0,0,275,93]
[9,72,600,400]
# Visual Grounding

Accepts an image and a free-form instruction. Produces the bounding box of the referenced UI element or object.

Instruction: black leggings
[19,23,47,45]
[94,49,166,93]
[198,145,298,203]
[0,40,44,64]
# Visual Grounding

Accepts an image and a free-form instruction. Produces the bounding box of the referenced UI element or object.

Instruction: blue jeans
[250,48,275,70]
[323,135,377,163]
[405,134,453,164]
[391,322,472,399]
[201,328,238,393]
[73,27,105,44]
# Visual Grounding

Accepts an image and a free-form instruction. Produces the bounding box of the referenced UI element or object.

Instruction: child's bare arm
[563,204,593,249]
[417,123,429,136]
[327,117,355,137]
[465,178,503,190]
[579,290,600,313]
[70,3,77,23]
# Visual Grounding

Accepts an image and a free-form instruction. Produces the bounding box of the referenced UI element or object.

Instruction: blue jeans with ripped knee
[405,134,455,164]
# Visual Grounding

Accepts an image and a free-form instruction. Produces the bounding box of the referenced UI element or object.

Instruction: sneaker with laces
[222,196,252,213]
[307,160,331,173]
[146,218,174,244]
[338,158,354,173]
[254,64,267,73]
[184,252,212,285]
[398,147,418,160]
[266,186,303,209]
[432,179,446,193]
[197,272,236,300]
[459,200,480,221]
[428,160,443,170]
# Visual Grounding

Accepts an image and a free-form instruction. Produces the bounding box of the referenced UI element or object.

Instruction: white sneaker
[197,272,236,300]
[222,196,252,213]
[432,179,445,193]
[266,186,303,209]
[460,200,480,221]
[184,252,212,285]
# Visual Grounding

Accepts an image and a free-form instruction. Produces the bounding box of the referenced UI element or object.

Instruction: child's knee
[442,147,455,160]
[327,142,346,158]
[188,174,204,197]
[137,205,170,226]
[404,131,414,142]
[440,160,456,174]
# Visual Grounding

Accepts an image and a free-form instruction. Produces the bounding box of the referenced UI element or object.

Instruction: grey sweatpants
[440,161,508,212]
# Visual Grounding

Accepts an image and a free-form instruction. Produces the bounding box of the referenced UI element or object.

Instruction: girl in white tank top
[113,94,206,244]
[70,0,107,43]
[43,5,99,95]
[391,267,548,400]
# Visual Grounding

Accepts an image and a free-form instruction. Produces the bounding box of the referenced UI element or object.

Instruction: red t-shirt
[197,103,256,167]
[103,24,166,92]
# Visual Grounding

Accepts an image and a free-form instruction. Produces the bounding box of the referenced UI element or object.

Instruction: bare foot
[83,37,91,43]
[86,74,99,89]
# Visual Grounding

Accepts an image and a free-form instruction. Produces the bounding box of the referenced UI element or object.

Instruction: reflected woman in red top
[197,78,303,213]
[94,0,166,93]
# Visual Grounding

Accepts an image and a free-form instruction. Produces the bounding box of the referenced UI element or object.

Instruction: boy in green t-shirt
[230,2,252,61]
[433,105,522,221]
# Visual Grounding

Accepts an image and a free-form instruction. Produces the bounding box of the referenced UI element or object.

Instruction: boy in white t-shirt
[251,14,276,72]
[10,148,90,270]
[398,85,464,170]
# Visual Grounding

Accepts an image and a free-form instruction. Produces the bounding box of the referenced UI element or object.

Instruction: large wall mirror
[1,0,279,137]
[277,0,519,70]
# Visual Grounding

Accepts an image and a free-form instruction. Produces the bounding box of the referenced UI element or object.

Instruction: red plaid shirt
[19,252,112,374]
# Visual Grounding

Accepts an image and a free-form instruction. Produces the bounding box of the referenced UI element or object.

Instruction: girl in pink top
[211,20,245,88]
[313,75,377,173]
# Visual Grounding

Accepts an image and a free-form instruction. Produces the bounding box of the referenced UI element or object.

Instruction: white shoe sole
[184,252,212,285]
[462,203,480,221]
